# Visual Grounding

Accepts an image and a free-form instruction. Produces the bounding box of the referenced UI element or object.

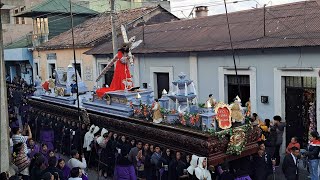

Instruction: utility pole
[0,0,10,172]
[110,0,118,57]
[69,0,82,150]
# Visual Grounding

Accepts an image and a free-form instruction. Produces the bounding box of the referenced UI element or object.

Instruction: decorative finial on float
[206,100,212,108]
[162,89,168,95]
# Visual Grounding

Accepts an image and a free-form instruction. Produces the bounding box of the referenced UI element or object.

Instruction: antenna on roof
[180,11,188,18]
[188,5,196,18]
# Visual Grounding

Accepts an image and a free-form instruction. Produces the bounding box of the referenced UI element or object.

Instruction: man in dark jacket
[282,146,300,180]
[128,141,143,168]
[168,151,186,180]
[274,115,286,166]
[42,157,64,179]
[252,141,274,180]
[265,125,277,158]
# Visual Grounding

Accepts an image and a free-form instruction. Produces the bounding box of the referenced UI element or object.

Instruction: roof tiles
[15,0,98,17]
[86,0,320,55]
[37,6,172,50]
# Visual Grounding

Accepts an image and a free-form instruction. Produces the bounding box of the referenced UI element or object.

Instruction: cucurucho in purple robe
[40,129,54,150]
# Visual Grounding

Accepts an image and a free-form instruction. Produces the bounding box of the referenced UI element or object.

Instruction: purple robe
[40,129,54,151]
[235,176,252,180]
[28,144,40,158]
[10,120,19,128]
[81,174,88,180]
[114,165,137,180]
[41,151,49,166]
[60,165,71,180]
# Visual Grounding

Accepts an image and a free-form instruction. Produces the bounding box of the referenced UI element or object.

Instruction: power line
[223,0,242,100]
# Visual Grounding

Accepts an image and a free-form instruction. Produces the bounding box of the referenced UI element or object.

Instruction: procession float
[28,25,261,166]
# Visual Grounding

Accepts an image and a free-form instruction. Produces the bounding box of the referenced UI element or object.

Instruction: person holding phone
[68,150,87,180]
[12,125,32,156]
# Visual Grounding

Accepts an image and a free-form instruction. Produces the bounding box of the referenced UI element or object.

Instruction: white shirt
[12,134,28,155]
[68,158,87,174]
[290,153,298,174]
[290,153,297,165]
[68,178,82,180]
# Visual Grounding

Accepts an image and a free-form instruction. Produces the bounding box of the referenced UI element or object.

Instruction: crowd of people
[3,76,320,180]
[7,77,35,129]
[252,113,320,180]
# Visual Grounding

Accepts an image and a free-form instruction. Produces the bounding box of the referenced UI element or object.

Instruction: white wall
[138,53,190,91]
[135,47,320,122]
[198,47,320,120]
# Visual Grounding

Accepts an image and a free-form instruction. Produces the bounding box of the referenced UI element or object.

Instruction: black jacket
[264,126,277,147]
[42,166,64,180]
[168,159,186,180]
[306,144,320,160]
[282,154,298,180]
[251,153,273,180]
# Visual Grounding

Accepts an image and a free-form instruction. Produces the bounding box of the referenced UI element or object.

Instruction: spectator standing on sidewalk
[68,149,88,180]
[273,115,286,166]
[252,141,275,180]
[282,146,300,180]
[286,137,300,154]
[304,131,320,180]
[263,119,277,158]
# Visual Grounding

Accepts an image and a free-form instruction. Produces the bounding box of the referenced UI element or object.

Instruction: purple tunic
[235,175,252,180]
[28,144,40,158]
[41,151,49,166]
[40,129,54,150]
[114,165,137,180]
[60,165,71,180]
[10,120,19,128]
[81,174,88,180]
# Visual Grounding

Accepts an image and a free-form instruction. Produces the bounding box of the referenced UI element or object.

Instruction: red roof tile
[86,0,320,55]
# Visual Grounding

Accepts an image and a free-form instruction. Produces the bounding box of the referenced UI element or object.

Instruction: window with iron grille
[285,76,316,88]
[227,75,250,104]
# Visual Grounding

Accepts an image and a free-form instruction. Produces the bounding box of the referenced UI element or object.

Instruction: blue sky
[169,0,302,18]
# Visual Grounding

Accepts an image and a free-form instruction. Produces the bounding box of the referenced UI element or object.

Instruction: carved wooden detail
[29,98,260,165]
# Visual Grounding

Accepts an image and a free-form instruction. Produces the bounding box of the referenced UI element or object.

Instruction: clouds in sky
[169,0,302,18]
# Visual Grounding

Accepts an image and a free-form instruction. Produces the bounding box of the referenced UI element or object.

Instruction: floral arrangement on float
[178,112,201,127]
[130,94,153,120]
[132,104,152,120]
[205,97,256,155]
